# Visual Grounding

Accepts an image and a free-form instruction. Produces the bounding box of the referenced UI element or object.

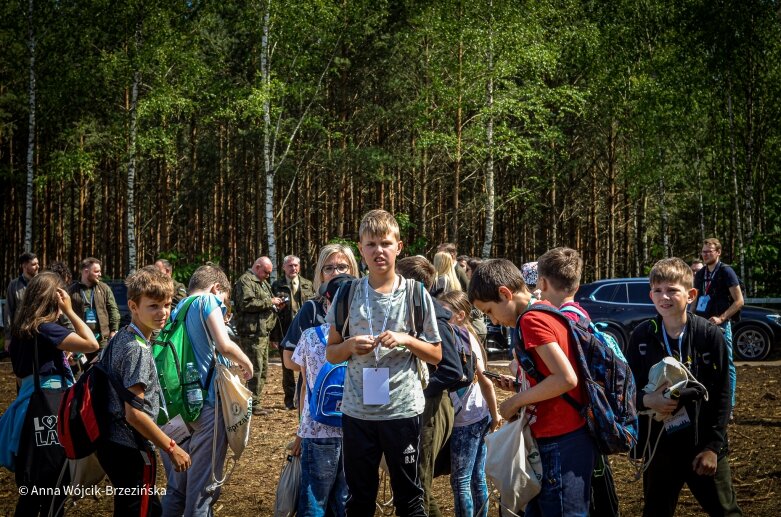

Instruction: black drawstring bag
[15,335,70,491]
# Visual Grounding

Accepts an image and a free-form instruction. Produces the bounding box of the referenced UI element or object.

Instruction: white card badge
[663,406,691,434]
[160,414,192,443]
[696,294,710,312]
[363,368,390,405]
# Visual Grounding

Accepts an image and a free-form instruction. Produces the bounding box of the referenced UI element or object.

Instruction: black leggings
[96,440,162,517]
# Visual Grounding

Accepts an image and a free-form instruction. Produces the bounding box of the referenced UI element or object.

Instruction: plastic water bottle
[184,362,203,415]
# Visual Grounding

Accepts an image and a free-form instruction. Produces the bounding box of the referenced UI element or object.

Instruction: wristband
[167,438,176,455]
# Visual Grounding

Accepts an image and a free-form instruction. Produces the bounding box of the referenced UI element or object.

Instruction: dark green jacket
[232,270,277,337]
[270,275,315,340]
[172,280,188,306]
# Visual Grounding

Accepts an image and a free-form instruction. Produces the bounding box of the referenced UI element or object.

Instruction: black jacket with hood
[627,312,731,457]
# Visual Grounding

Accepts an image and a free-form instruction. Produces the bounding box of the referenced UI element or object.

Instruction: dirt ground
[0,359,779,516]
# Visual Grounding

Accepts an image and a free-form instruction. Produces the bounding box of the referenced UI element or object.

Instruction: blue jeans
[525,426,597,517]
[298,437,348,517]
[721,321,736,410]
[450,415,490,517]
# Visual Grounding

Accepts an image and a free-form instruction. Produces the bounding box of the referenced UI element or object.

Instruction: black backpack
[448,324,477,392]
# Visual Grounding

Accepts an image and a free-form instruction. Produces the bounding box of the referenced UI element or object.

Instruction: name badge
[85,307,97,328]
[663,407,691,434]
[363,368,390,405]
[696,295,710,312]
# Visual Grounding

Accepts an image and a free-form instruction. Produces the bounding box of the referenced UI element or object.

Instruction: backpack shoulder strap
[559,304,591,331]
[405,278,426,338]
[334,279,358,338]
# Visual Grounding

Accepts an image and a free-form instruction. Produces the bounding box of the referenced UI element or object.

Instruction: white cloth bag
[484,409,542,514]
[215,363,252,457]
[273,453,301,517]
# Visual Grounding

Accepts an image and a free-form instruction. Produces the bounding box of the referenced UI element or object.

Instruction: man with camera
[232,256,285,415]
[271,254,315,409]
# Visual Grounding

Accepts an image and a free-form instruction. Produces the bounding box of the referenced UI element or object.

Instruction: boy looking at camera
[627,258,740,517]
[326,209,442,517]
[96,266,191,517]
[468,258,596,517]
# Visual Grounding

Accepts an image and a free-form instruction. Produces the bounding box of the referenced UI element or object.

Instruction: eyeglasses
[322,264,350,275]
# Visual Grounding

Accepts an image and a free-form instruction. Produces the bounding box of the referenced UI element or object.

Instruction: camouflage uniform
[172,280,188,306]
[232,269,277,406]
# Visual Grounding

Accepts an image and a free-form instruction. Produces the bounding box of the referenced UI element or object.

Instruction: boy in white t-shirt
[326,209,442,517]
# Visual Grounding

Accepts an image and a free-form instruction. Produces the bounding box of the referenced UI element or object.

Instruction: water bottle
[184,362,203,415]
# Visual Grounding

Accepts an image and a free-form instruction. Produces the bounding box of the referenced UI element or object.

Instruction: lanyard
[661,322,687,362]
[81,287,95,309]
[703,262,721,295]
[365,276,395,364]
[128,322,150,346]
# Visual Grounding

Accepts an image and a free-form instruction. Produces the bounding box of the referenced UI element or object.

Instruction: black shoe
[253,405,271,416]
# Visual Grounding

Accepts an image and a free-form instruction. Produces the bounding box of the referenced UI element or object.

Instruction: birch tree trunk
[125,25,141,274]
[261,2,278,277]
[659,173,670,257]
[24,0,35,252]
[126,65,140,274]
[726,81,744,274]
[481,0,494,259]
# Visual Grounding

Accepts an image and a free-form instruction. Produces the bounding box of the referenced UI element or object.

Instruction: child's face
[129,295,172,332]
[441,302,465,326]
[473,287,518,327]
[358,231,402,276]
[650,281,695,319]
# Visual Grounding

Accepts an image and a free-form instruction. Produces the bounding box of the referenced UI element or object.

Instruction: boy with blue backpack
[290,274,355,517]
[468,258,598,517]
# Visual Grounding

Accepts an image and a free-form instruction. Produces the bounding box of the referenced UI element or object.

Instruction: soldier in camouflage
[154,259,188,305]
[232,256,284,415]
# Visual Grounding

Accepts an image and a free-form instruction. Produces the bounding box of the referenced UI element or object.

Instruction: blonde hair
[649,258,694,290]
[433,251,461,293]
[314,244,360,292]
[126,266,174,303]
[358,209,400,241]
[11,272,64,339]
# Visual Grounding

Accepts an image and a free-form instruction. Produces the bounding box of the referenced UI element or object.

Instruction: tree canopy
[1,0,779,293]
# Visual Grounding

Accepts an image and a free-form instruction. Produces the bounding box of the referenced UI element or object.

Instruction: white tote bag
[273,453,301,517]
[484,409,542,515]
[216,363,253,457]
[209,363,253,490]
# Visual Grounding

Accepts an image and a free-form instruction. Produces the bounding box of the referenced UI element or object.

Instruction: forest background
[1,0,779,294]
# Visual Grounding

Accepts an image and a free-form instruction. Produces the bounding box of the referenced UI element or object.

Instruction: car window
[627,282,652,305]
[592,283,627,303]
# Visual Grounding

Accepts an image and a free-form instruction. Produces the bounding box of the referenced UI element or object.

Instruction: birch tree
[24,0,35,252]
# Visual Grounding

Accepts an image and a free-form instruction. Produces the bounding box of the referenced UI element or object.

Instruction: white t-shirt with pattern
[292,323,342,439]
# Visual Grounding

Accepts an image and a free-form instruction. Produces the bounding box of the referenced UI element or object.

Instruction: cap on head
[521,262,538,287]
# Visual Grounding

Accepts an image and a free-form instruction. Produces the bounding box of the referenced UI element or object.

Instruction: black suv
[575,277,781,361]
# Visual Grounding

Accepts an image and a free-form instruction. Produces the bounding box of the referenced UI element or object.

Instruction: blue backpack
[559,305,626,362]
[307,325,347,427]
[515,304,638,455]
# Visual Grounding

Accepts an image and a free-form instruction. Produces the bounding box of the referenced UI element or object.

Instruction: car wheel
[733,324,772,361]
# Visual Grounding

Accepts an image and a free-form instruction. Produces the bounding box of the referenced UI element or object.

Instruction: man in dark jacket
[68,257,120,349]
[628,258,741,517]
[396,256,464,517]
[4,252,39,349]
[271,254,315,409]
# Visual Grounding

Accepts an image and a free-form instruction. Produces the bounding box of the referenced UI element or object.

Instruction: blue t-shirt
[171,294,230,405]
